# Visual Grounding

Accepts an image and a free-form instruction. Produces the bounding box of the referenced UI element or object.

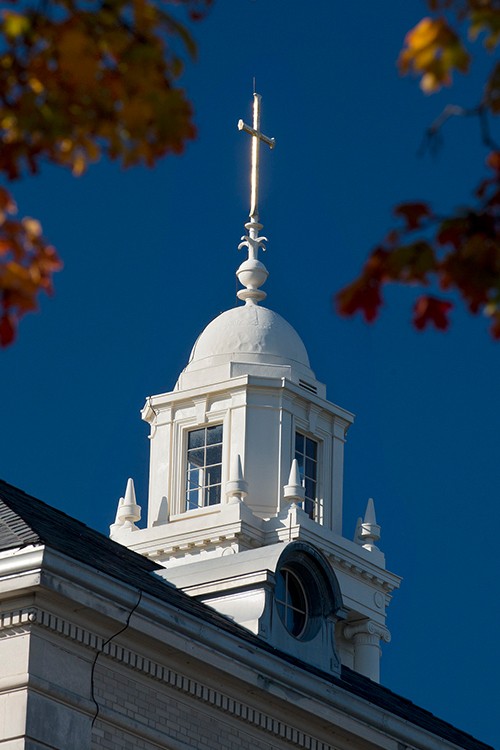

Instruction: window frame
[275,566,309,638]
[294,431,322,523]
[185,423,224,512]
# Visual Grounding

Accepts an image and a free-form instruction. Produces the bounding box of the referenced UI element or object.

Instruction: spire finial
[359,498,381,551]
[236,92,275,305]
[109,478,141,536]
[283,459,305,506]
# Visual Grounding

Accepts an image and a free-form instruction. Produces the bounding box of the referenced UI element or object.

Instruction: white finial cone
[283,459,305,504]
[116,478,141,529]
[364,497,377,525]
[225,454,248,503]
[360,497,381,547]
[110,495,126,536]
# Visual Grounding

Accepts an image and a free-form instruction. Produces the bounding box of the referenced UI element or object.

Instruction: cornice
[0,604,340,750]
[0,593,474,750]
[0,606,37,636]
[142,374,354,427]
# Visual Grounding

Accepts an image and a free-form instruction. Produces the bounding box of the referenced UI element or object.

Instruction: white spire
[225,453,248,504]
[283,459,305,505]
[236,92,275,305]
[109,478,141,535]
[359,497,381,551]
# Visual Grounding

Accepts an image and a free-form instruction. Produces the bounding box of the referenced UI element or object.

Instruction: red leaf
[486,151,500,174]
[490,314,500,340]
[0,313,16,346]
[437,224,464,249]
[336,278,382,323]
[394,202,432,230]
[413,295,452,331]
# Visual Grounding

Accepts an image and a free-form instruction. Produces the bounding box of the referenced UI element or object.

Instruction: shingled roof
[0,478,493,750]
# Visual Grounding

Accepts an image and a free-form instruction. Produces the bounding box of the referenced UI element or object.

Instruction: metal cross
[238,93,275,222]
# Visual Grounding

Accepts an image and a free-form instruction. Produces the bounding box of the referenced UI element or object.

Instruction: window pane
[305,458,316,481]
[295,433,304,455]
[305,438,317,460]
[188,429,205,449]
[186,489,199,510]
[206,424,223,445]
[188,468,200,489]
[275,571,286,603]
[304,498,315,519]
[207,485,221,506]
[295,452,304,477]
[206,444,222,467]
[206,464,221,486]
[276,568,308,637]
[304,477,315,500]
[290,608,306,635]
[187,448,205,468]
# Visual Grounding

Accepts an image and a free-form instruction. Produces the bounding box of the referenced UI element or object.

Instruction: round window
[275,567,309,638]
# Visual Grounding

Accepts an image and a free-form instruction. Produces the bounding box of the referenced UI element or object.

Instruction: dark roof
[0,478,493,750]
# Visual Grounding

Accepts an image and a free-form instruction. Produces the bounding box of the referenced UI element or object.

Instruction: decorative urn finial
[237,91,275,304]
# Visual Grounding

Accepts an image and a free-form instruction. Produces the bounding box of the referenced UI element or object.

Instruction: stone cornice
[0,551,473,750]
[0,604,340,750]
[142,374,354,427]
[0,606,37,636]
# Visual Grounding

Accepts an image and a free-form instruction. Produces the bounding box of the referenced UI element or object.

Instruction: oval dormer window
[275,567,309,638]
[274,543,343,642]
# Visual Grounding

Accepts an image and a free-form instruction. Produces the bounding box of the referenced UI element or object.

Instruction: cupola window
[186,425,223,510]
[295,433,319,521]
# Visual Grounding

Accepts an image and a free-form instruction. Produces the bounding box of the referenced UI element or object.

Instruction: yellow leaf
[22,217,42,238]
[28,77,44,95]
[72,152,86,176]
[3,12,30,38]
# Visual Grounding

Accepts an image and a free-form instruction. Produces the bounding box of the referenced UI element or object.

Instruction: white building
[0,95,492,750]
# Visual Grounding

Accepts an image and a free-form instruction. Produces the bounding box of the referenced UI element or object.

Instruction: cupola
[110,92,400,684]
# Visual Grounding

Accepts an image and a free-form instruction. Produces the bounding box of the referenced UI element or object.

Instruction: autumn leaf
[0,313,15,346]
[336,276,382,323]
[394,202,432,230]
[338,2,500,340]
[0,0,213,346]
[399,16,470,92]
[2,11,30,38]
[0,188,61,346]
[413,295,453,330]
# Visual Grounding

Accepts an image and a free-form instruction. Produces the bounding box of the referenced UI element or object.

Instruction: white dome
[182,304,315,383]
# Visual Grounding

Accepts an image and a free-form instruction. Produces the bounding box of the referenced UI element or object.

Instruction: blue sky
[1,1,498,745]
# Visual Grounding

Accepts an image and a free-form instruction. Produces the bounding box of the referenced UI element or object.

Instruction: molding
[326,552,397,593]
[0,606,37,636]
[0,605,340,750]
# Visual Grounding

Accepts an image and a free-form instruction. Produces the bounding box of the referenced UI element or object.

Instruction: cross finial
[236,92,275,305]
[238,93,275,223]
